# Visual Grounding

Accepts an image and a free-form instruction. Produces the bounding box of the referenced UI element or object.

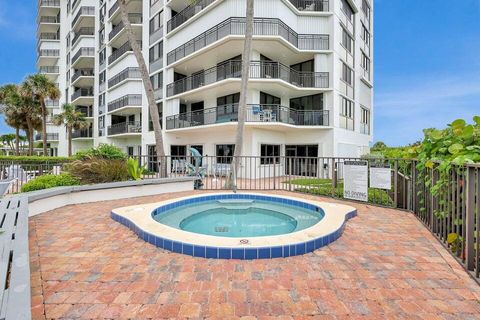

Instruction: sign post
[343,160,368,202]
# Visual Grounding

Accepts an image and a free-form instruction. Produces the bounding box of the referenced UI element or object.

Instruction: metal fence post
[465,166,475,271]
[394,160,398,208]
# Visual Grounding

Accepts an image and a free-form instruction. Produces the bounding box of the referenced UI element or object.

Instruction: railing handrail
[71,47,95,64]
[72,27,95,45]
[166,104,329,129]
[167,17,329,65]
[108,1,119,18]
[71,88,94,101]
[288,0,329,11]
[38,49,60,57]
[107,94,142,112]
[107,121,142,135]
[167,0,215,33]
[38,16,59,23]
[72,127,93,138]
[72,6,95,28]
[108,41,142,64]
[38,32,60,40]
[38,0,60,7]
[39,66,59,73]
[167,59,329,96]
[71,69,94,83]
[109,13,143,40]
[108,67,141,88]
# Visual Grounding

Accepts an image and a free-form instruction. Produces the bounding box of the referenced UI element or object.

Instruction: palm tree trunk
[67,126,72,157]
[15,127,19,156]
[229,0,254,190]
[26,118,34,156]
[119,0,166,176]
[41,100,48,156]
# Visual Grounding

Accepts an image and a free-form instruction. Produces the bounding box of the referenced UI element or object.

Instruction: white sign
[343,160,368,202]
[370,165,392,190]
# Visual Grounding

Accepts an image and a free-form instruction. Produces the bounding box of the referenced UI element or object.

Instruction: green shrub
[127,157,145,180]
[66,156,129,183]
[74,144,126,160]
[0,156,71,162]
[21,174,81,192]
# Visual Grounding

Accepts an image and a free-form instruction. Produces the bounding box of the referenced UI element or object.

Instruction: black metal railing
[71,69,94,83]
[71,88,94,101]
[75,106,93,117]
[288,0,329,11]
[37,49,59,57]
[107,121,142,135]
[166,104,329,129]
[167,0,215,33]
[167,17,329,65]
[167,60,329,96]
[38,32,59,40]
[34,133,59,141]
[109,13,143,41]
[39,0,60,7]
[72,128,93,139]
[72,27,95,46]
[39,66,59,74]
[108,1,119,17]
[72,6,95,28]
[108,68,141,88]
[38,16,59,23]
[71,47,95,64]
[108,41,142,64]
[107,94,142,112]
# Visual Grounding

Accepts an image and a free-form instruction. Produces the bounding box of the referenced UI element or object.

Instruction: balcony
[34,133,59,141]
[72,128,93,139]
[71,69,94,86]
[72,27,95,46]
[38,16,59,23]
[109,13,143,43]
[38,32,60,41]
[76,105,94,118]
[45,99,59,107]
[71,88,94,103]
[39,66,59,74]
[108,1,119,18]
[108,94,142,113]
[167,60,329,97]
[108,41,142,65]
[108,68,141,89]
[38,0,60,7]
[72,6,95,29]
[71,47,95,67]
[167,0,215,33]
[167,17,330,65]
[108,121,142,136]
[288,0,329,12]
[166,104,329,130]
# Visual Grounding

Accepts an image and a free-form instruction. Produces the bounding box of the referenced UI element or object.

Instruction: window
[67,53,70,66]
[149,102,163,131]
[360,107,370,134]
[342,27,353,53]
[66,71,70,84]
[340,97,354,131]
[149,41,163,63]
[216,144,235,164]
[342,63,354,86]
[149,10,163,35]
[261,144,280,164]
[98,115,105,136]
[127,146,134,157]
[361,53,370,80]
[260,92,281,105]
[98,27,105,47]
[362,0,371,25]
[150,72,163,90]
[66,34,70,49]
[99,48,106,66]
[341,0,354,21]
[99,71,106,87]
[361,23,370,48]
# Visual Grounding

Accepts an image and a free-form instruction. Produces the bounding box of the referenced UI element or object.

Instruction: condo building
[37,0,373,162]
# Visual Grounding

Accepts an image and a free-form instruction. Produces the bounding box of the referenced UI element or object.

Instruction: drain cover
[215,226,229,232]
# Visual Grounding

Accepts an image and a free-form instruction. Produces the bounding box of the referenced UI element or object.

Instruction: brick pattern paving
[29,191,480,319]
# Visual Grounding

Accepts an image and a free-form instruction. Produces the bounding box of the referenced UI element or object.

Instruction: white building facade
[37,0,373,160]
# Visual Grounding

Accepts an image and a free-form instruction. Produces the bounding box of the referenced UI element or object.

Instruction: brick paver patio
[29,191,480,319]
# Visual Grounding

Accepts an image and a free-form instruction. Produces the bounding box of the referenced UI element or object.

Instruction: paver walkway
[29,191,480,319]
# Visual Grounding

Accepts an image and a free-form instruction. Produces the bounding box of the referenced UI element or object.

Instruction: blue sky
[0,0,479,146]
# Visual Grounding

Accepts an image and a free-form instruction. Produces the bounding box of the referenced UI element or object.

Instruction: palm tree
[21,74,61,156]
[0,84,21,155]
[53,104,88,157]
[229,0,255,190]
[118,0,166,174]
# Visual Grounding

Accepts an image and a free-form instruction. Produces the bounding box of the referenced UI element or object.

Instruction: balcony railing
[108,67,141,88]
[39,0,60,7]
[38,16,59,23]
[108,41,141,64]
[167,0,215,33]
[167,17,329,65]
[109,14,143,41]
[108,1,119,18]
[76,106,93,117]
[45,99,59,107]
[34,133,59,141]
[72,6,95,28]
[72,27,95,46]
[108,94,142,112]
[167,60,329,96]
[108,121,142,135]
[166,104,329,129]
[71,47,95,64]
[38,32,59,40]
[71,69,94,83]
[288,0,329,11]
[39,66,59,74]
[71,88,94,101]
[38,49,59,58]
[72,128,93,139]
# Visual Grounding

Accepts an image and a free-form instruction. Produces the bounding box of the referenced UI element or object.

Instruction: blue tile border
[111,194,357,260]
